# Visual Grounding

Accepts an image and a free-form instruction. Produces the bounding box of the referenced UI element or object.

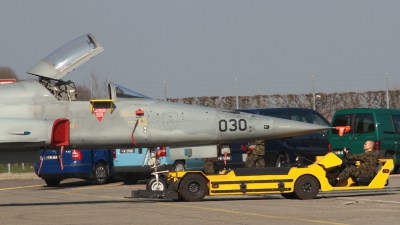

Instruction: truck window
[310,112,329,126]
[392,115,400,134]
[354,113,374,133]
[310,112,330,136]
[261,111,288,119]
[332,114,352,134]
[288,111,308,123]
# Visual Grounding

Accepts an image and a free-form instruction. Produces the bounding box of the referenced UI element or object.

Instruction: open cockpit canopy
[27,33,103,80]
[25,33,152,102]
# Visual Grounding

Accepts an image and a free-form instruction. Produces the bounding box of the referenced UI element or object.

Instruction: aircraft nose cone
[266,118,329,139]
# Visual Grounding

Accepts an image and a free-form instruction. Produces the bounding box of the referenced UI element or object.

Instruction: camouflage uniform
[245,140,265,168]
[337,150,378,181]
[203,145,221,174]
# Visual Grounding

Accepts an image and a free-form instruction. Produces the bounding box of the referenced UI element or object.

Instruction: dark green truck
[328,108,400,173]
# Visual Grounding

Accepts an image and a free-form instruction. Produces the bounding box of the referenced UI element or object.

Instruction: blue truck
[34,149,115,187]
[113,147,206,184]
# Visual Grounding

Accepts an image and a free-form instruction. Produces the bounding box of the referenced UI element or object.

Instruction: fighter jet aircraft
[0,33,330,163]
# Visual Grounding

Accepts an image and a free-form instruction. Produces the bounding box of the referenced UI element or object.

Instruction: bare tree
[0,66,19,80]
[76,85,91,101]
[85,69,112,99]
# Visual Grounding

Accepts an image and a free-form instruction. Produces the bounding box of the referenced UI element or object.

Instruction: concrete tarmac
[1,174,400,225]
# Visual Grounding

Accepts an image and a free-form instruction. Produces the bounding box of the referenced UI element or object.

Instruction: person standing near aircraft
[329,140,378,186]
[245,140,265,168]
[203,144,221,174]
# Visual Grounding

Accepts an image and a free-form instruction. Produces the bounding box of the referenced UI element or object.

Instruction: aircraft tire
[281,192,298,199]
[294,175,319,200]
[179,174,208,202]
[146,176,167,191]
[173,161,186,171]
[44,179,61,187]
[91,163,108,185]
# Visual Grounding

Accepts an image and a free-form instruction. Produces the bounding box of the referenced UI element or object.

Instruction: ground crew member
[329,140,378,186]
[245,140,265,168]
[203,144,221,174]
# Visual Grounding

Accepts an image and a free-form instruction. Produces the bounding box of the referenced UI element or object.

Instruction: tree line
[169,90,398,121]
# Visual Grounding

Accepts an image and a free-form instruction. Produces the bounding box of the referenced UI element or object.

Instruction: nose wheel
[146,170,169,191]
[147,176,167,191]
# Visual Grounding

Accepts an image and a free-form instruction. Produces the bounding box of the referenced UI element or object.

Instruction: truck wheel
[281,192,298,199]
[45,179,61,187]
[294,175,319,200]
[91,163,108,185]
[173,161,186,171]
[123,173,138,185]
[179,174,208,202]
[146,176,167,191]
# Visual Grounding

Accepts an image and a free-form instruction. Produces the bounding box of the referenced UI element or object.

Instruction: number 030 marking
[219,119,247,132]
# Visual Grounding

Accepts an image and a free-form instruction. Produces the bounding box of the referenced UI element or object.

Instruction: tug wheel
[294,175,319,200]
[179,174,208,202]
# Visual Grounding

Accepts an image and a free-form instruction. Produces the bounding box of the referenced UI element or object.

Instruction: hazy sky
[1,0,400,99]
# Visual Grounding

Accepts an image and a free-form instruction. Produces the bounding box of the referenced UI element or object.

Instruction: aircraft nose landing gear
[146,171,167,191]
[143,147,169,191]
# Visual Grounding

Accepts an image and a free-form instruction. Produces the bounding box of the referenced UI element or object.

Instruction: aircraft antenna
[235,78,238,109]
[386,72,389,109]
[164,81,167,101]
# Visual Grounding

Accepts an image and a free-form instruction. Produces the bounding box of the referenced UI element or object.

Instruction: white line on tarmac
[337,197,400,204]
